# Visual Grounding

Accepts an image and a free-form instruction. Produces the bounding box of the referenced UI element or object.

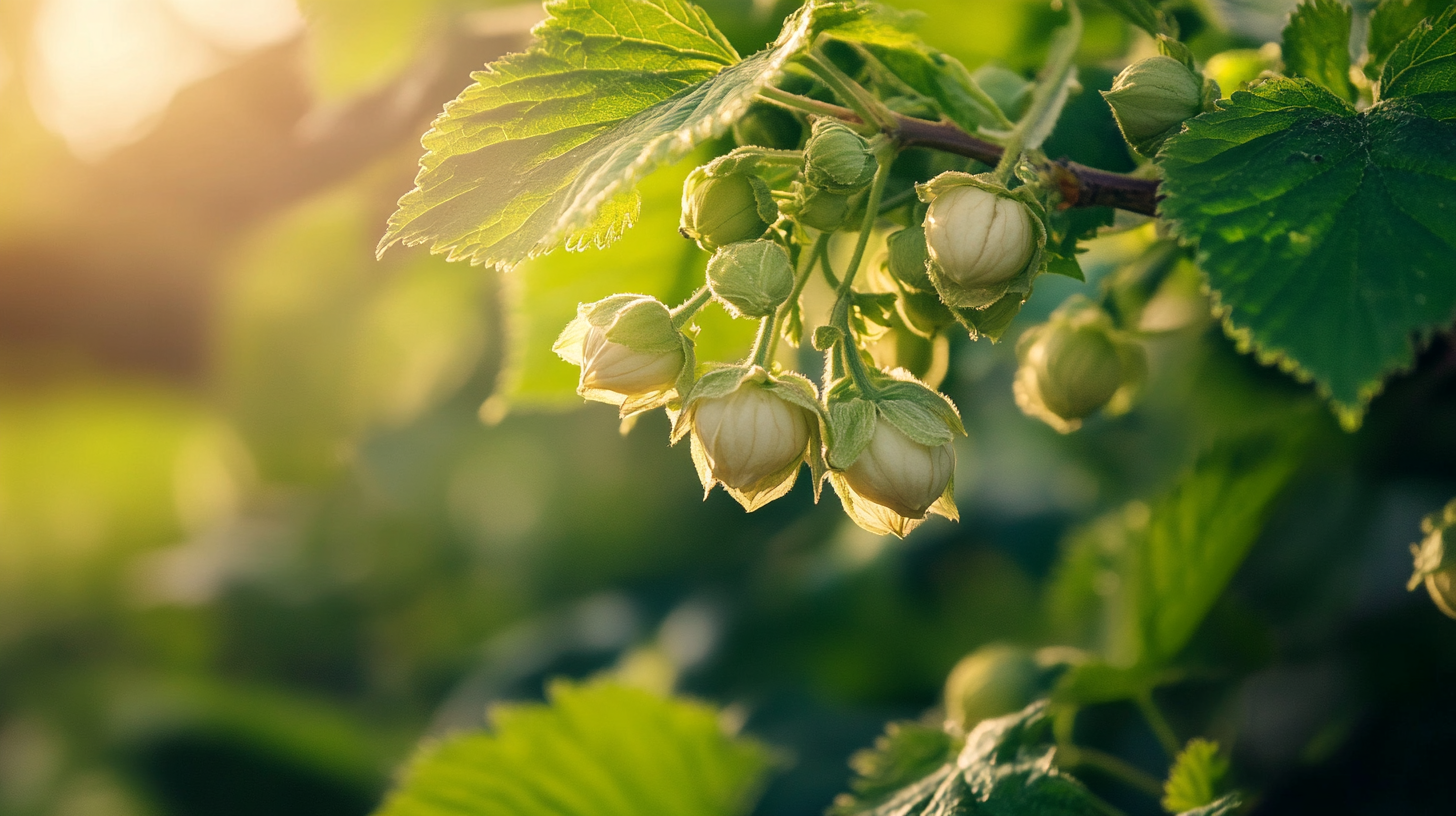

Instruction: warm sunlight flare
[27,0,301,157]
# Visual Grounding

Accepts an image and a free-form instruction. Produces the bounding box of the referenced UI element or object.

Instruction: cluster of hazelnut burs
[552,52,1190,537]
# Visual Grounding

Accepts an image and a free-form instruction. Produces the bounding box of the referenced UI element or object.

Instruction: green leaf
[380,0,833,269]
[1379,4,1456,110]
[1367,0,1454,79]
[1283,0,1357,102]
[1114,444,1300,668]
[375,680,772,816]
[1157,76,1456,425]
[1162,738,1229,813]
[829,722,958,816]
[832,702,1104,816]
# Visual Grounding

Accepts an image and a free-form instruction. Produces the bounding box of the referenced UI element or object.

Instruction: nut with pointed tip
[844,420,954,521]
[924,185,1036,291]
[680,167,777,252]
[1101,55,1205,158]
[554,295,686,414]
[677,369,824,512]
[886,225,933,292]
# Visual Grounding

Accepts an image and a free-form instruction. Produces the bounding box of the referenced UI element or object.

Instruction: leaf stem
[1061,744,1165,799]
[670,286,713,329]
[765,232,828,362]
[994,0,1083,185]
[1136,692,1182,758]
[750,315,777,368]
[805,50,896,131]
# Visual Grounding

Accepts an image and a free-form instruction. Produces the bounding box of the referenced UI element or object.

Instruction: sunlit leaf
[1162,738,1229,813]
[380,0,849,269]
[376,680,772,816]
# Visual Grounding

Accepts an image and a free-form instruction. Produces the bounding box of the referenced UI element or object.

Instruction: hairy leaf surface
[376,680,772,816]
[1367,0,1455,78]
[380,0,837,269]
[1159,68,1456,424]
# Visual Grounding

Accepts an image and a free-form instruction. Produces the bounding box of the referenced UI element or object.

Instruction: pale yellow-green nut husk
[1101,55,1204,157]
[707,240,795,319]
[804,118,876,193]
[681,170,775,252]
[943,644,1040,732]
[554,296,685,409]
[924,186,1036,290]
[886,225,933,292]
[691,382,811,492]
[1025,323,1125,421]
[843,420,954,521]
[1409,500,1456,619]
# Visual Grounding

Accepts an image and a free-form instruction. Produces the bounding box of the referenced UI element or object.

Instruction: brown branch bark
[769,93,1162,217]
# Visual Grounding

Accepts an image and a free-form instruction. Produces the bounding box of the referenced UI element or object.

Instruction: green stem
[765,232,828,362]
[670,286,713,329]
[749,315,777,368]
[828,147,894,397]
[1061,744,1165,800]
[993,0,1082,185]
[1136,692,1182,758]
[806,50,895,130]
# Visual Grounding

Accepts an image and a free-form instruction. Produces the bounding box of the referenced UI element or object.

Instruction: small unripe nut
[1101,55,1204,157]
[886,225,933,291]
[944,644,1040,732]
[1013,307,1145,432]
[788,184,853,232]
[707,240,795,319]
[924,186,1036,290]
[1409,500,1456,619]
[804,119,876,193]
[681,169,775,252]
[691,382,811,492]
[843,420,954,520]
[554,296,685,410]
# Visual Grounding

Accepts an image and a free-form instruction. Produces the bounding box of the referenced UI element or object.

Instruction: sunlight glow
[27,0,303,159]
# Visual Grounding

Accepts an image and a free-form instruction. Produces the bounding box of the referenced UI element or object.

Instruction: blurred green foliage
[1,2,1455,816]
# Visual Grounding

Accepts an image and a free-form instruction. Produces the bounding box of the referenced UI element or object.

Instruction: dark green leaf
[375,680,772,816]
[1379,4,1456,111]
[1367,0,1455,79]
[829,722,958,815]
[1116,444,1300,668]
[1283,0,1357,102]
[380,0,833,269]
[832,703,1104,816]
[1158,77,1456,425]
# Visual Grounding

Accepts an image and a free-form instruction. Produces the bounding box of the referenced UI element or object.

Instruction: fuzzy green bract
[1159,14,1456,425]
[379,0,856,269]
[375,680,772,816]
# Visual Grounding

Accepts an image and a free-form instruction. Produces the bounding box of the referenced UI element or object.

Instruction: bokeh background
[3,1,1456,815]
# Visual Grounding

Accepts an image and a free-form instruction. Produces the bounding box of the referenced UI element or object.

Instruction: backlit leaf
[1282,0,1356,101]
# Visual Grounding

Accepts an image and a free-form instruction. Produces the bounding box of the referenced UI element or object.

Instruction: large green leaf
[1158,66,1456,425]
[375,680,772,816]
[1113,445,1299,668]
[1367,0,1455,78]
[1282,0,1356,102]
[380,0,841,269]
[831,703,1104,816]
